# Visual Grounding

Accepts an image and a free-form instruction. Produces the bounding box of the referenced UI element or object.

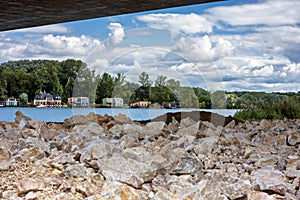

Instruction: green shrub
[234,97,300,120]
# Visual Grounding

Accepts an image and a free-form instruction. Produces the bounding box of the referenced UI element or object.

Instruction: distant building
[130,101,151,108]
[163,102,181,109]
[102,98,123,107]
[68,97,89,107]
[53,94,62,105]
[34,91,62,106]
[5,97,18,107]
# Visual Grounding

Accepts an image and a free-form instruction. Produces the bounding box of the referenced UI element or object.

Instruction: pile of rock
[0,110,299,199]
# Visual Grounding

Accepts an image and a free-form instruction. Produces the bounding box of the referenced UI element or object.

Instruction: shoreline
[0,107,238,123]
[0,111,299,199]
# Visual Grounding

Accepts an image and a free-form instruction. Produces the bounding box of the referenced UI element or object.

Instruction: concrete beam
[0,0,222,32]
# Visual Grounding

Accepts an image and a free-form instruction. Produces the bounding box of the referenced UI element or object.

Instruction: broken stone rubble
[0,111,299,199]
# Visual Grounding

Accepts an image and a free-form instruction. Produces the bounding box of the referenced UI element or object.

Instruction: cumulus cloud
[137,13,213,34]
[172,35,233,62]
[108,22,125,44]
[42,34,100,53]
[252,65,274,77]
[0,33,101,62]
[206,0,300,27]
[170,63,195,74]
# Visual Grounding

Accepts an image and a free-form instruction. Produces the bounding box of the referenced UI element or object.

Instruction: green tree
[166,79,180,90]
[211,90,226,109]
[19,93,28,106]
[177,87,198,108]
[0,66,8,99]
[73,64,97,104]
[96,73,114,104]
[155,75,167,87]
[151,86,174,104]
[136,72,152,101]
[34,62,63,96]
[138,72,152,87]
[193,87,211,108]
[58,59,83,102]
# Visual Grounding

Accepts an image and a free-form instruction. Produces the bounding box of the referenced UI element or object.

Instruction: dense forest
[1,59,300,112]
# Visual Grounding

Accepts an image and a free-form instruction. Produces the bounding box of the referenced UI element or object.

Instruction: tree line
[1,59,300,109]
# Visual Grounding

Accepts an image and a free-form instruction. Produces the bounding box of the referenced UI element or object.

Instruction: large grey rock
[180,117,196,127]
[252,169,287,195]
[220,172,251,199]
[63,114,97,128]
[159,175,204,199]
[177,121,200,137]
[224,119,236,129]
[259,119,273,130]
[14,146,45,161]
[25,120,51,141]
[117,134,140,149]
[97,181,148,199]
[83,139,117,161]
[287,130,300,146]
[0,148,11,161]
[140,121,165,139]
[15,178,44,195]
[193,136,220,155]
[73,122,106,143]
[109,124,123,138]
[248,191,286,200]
[65,164,88,179]
[98,147,167,188]
[122,123,142,138]
[170,151,203,175]
[15,110,31,124]
[114,114,133,124]
[255,155,278,168]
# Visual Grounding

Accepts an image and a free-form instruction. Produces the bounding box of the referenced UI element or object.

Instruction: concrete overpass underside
[0,0,222,32]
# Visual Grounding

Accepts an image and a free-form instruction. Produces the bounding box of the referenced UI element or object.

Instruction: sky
[1,0,300,92]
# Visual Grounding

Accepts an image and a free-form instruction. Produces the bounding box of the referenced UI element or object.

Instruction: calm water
[0,107,237,122]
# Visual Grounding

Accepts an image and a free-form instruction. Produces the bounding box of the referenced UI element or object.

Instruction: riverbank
[0,107,238,122]
[0,111,299,199]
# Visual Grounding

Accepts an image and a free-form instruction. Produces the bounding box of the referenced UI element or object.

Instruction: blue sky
[1,0,300,92]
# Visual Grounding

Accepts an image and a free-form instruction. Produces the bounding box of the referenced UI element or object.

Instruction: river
[0,107,238,122]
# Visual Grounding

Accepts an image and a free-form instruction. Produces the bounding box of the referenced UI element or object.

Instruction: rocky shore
[0,110,299,200]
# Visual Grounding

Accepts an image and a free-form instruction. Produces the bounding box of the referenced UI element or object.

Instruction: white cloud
[207,0,300,27]
[137,13,213,34]
[88,58,109,74]
[108,22,125,44]
[170,62,195,74]
[172,35,233,62]
[283,63,296,73]
[0,34,102,62]
[252,65,274,77]
[41,34,101,56]
[11,24,70,34]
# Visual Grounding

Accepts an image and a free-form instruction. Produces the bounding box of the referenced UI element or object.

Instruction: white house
[102,98,123,107]
[68,97,89,107]
[5,97,18,107]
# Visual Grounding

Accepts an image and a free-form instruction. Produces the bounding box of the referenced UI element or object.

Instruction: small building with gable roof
[34,91,62,106]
